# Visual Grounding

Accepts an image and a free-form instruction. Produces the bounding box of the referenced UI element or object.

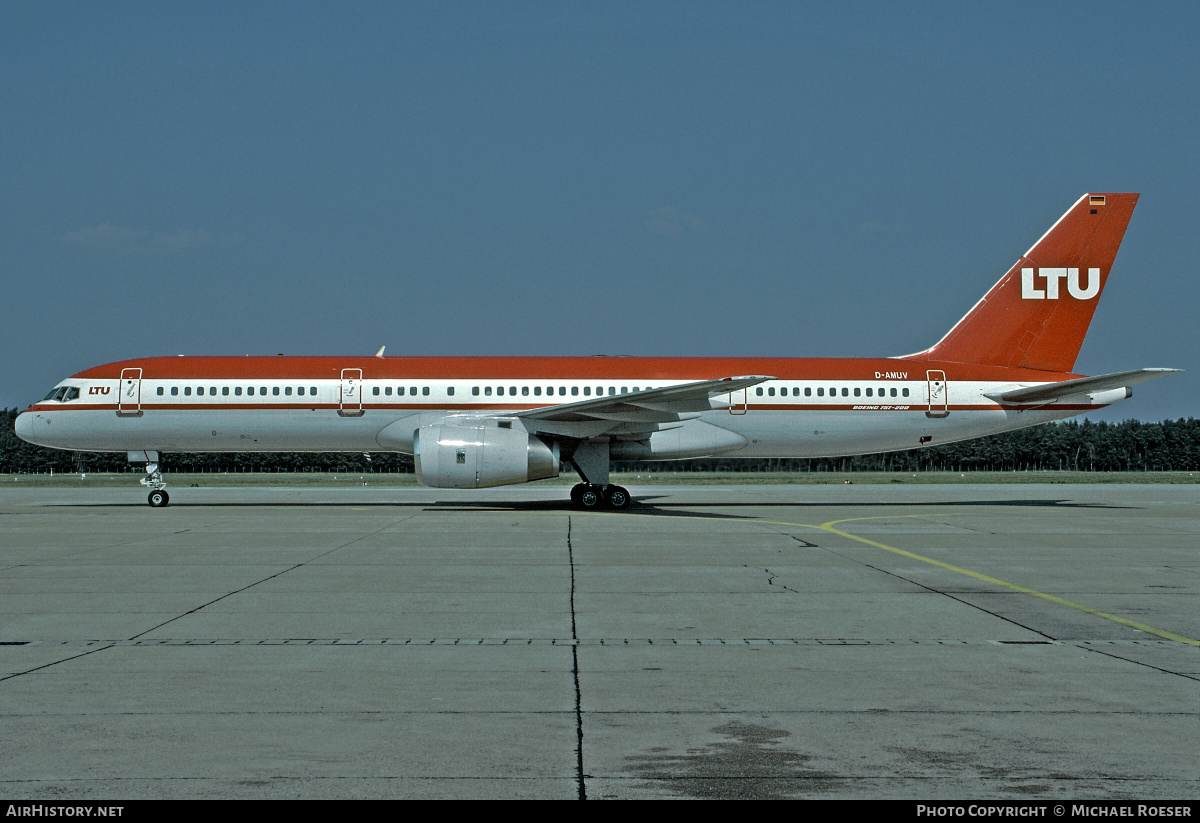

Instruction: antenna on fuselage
[375,346,386,358]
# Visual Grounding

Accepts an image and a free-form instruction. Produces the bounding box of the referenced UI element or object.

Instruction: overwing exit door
[728,387,747,415]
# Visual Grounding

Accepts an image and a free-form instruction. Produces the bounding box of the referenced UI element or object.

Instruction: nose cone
[15,411,37,445]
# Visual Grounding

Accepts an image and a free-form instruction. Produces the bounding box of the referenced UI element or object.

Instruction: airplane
[15,192,1180,509]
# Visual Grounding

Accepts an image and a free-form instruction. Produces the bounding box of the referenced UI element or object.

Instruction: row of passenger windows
[756,386,910,398]
[371,385,654,398]
[373,386,435,396]
[473,385,648,397]
[54,382,914,403]
[156,386,317,397]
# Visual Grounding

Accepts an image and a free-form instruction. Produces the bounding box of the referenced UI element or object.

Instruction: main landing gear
[570,483,631,510]
[140,461,169,508]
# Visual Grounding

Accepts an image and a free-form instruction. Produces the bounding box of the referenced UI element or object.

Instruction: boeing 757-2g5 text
[16,193,1179,508]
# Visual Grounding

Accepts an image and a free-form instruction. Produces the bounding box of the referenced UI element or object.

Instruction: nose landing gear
[139,461,169,507]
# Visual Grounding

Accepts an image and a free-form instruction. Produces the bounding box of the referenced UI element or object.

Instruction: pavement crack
[745,565,802,595]
[567,516,587,800]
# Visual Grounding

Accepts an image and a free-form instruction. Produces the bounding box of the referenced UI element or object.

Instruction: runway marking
[814,515,1200,648]
[586,511,1200,648]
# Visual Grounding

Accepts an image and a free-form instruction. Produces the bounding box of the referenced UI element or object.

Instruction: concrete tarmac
[0,483,1197,799]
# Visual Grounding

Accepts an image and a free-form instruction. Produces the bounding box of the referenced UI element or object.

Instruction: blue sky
[2,1,1196,421]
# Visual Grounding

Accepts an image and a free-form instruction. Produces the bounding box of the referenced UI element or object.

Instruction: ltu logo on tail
[1021,267,1100,300]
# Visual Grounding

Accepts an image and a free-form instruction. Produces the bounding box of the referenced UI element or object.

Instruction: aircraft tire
[570,484,586,507]
[148,490,169,508]
[604,485,631,510]
[577,486,603,510]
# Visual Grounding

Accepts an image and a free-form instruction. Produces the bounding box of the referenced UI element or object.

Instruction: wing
[513,375,774,439]
[986,368,1181,404]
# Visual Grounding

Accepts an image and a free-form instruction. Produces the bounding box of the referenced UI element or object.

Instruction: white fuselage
[16,366,1122,460]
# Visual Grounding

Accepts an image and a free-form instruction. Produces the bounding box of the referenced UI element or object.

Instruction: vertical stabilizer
[907,192,1138,373]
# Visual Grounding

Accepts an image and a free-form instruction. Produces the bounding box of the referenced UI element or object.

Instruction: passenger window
[902,388,910,397]
[595,386,602,395]
[485,387,493,396]
[854,388,861,397]
[608,387,616,396]
[447,387,455,396]
[260,387,267,395]
[208,387,215,396]
[841,388,849,397]
[472,387,479,396]
[509,387,516,396]
[621,387,628,394]
[768,387,775,396]
[584,387,591,396]
[559,387,566,396]
[756,388,763,396]
[571,386,579,396]
[534,387,541,396]
[184,387,192,396]
[817,388,824,397]
[157,387,164,396]
[234,387,242,396]
[522,386,529,396]
[272,387,280,396]
[222,387,229,396]
[285,387,292,396]
[423,387,430,396]
[410,387,417,396]
[865,388,872,397]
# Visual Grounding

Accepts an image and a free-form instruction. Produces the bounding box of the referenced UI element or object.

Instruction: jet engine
[413,423,560,488]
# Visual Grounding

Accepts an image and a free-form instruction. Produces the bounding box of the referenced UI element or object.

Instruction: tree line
[4,408,1199,474]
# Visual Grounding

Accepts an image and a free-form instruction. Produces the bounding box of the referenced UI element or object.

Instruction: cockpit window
[43,387,77,402]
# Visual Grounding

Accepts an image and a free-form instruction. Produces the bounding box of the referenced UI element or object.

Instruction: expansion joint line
[567,517,587,800]
[128,514,419,641]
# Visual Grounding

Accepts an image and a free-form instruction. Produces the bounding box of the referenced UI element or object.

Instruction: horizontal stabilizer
[987,368,1181,404]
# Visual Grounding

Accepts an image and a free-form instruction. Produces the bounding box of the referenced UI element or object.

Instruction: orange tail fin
[909,192,1138,373]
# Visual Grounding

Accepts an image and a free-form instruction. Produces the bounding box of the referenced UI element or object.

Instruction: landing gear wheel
[604,485,631,510]
[570,483,586,507]
[577,486,603,510]
[148,489,170,508]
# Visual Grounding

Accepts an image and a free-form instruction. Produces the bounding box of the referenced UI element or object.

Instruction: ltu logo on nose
[1021,267,1100,300]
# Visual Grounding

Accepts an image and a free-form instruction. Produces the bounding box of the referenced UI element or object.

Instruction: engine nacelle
[413,423,560,488]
